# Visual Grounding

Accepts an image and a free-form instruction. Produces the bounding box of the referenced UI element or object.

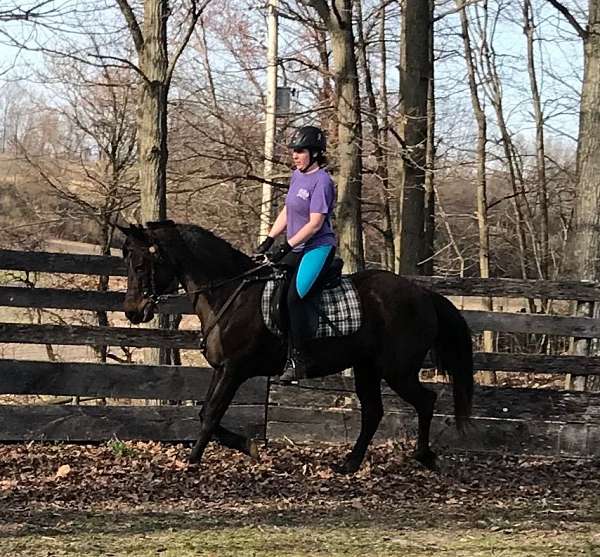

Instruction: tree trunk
[378,0,395,271]
[316,28,336,141]
[356,0,393,270]
[421,0,435,276]
[259,0,279,241]
[458,0,495,384]
[329,0,364,272]
[397,0,430,275]
[137,0,169,223]
[565,0,600,391]
[524,0,549,281]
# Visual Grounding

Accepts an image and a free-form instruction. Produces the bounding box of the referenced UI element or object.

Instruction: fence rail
[3,248,600,300]
[269,378,600,457]
[2,286,600,338]
[0,249,126,276]
[0,359,267,402]
[0,404,264,442]
[0,323,202,349]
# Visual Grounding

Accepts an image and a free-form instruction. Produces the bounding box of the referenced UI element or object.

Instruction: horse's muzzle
[124,300,155,324]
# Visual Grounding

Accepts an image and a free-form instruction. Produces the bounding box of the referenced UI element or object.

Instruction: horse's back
[348,269,439,345]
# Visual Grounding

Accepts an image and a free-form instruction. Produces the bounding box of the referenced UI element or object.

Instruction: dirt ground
[0,441,599,556]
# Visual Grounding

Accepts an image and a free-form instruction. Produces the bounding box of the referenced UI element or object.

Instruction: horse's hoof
[188,448,202,465]
[247,438,260,460]
[413,449,438,471]
[331,460,360,475]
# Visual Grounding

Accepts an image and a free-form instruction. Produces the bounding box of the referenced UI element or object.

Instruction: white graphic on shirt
[297,188,310,200]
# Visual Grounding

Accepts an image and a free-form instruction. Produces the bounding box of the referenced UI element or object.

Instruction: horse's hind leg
[334,365,383,474]
[385,368,437,470]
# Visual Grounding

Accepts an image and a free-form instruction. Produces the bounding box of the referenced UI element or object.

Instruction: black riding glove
[267,241,293,263]
[255,236,274,255]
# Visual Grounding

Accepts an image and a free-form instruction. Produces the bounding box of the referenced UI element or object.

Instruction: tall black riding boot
[279,343,310,385]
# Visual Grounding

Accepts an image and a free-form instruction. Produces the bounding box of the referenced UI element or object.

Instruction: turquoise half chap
[295,245,334,299]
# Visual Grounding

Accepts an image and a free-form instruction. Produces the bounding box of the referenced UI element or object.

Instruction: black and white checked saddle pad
[261,277,362,338]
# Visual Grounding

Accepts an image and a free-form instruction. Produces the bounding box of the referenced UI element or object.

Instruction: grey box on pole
[276,87,291,116]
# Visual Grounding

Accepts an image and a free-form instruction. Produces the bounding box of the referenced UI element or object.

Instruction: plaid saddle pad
[261,277,362,338]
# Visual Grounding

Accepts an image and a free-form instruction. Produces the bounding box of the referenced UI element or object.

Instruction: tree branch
[0,1,55,21]
[115,0,144,53]
[167,0,213,86]
[0,29,144,78]
[546,0,587,40]
[299,0,331,26]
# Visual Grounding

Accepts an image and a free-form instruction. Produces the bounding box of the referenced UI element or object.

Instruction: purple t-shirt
[286,168,336,252]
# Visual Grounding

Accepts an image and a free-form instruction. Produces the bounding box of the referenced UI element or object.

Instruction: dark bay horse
[119,220,473,473]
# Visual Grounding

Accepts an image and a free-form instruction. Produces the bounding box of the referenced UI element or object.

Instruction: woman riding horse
[256,125,336,383]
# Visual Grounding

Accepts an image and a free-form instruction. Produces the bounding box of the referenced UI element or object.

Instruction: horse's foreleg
[189,371,242,464]
[200,369,257,457]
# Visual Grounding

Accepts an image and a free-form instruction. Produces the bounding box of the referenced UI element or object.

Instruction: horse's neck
[167,232,247,309]
[174,253,222,294]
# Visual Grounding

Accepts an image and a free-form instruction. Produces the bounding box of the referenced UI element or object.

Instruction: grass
[1,507,598,556]
[107,437,138,458]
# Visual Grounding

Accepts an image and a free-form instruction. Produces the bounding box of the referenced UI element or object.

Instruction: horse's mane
[147,221,253,275]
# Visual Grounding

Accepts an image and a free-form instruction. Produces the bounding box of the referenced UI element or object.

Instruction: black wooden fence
[1,248,600,457]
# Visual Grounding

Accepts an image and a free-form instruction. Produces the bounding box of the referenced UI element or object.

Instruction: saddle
[269,257,344,334]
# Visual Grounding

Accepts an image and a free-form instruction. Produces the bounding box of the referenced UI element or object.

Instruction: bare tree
[396,0,430,275]
[116,0,212,223]
[547,0,600,390]
[355,0,394,270]
[299,0,364,272]
[524,0,549,280]
[457,0,495,384]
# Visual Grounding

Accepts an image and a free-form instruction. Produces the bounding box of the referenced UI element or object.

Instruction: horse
[118,220,473,473]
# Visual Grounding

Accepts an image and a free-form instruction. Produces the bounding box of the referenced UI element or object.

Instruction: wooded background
[0,0,598,389]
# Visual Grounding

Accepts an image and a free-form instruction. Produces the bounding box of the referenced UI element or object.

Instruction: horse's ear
[126,224,150,243]
[114,223,131,237]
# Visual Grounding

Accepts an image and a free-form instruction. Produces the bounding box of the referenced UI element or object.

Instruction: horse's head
[118,223,179,324]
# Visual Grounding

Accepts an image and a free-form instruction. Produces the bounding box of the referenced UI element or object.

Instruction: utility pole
[259,0,279,241]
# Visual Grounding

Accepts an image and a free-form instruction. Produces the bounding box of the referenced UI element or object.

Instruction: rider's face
[292,148,310,170]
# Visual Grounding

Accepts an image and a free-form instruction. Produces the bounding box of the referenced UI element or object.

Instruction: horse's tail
[431,292,473,432]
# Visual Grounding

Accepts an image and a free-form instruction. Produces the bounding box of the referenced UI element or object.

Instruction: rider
[256,125,337,383]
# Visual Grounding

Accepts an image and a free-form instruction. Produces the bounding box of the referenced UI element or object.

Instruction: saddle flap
[270,278,289,334]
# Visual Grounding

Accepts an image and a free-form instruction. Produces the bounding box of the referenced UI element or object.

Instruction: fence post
[566,300,595,391]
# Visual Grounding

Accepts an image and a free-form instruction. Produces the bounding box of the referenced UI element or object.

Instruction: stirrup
[279,358,299,385]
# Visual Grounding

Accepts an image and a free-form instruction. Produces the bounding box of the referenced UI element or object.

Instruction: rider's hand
[255,236,274,255]
[267,242,293,263]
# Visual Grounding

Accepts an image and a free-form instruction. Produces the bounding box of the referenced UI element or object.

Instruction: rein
[144,248,285,353]
[194,263,286,352]
[152,260,276,304]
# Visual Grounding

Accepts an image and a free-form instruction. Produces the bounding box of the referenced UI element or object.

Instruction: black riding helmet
[288,125,326,152]
[289,126,326,172]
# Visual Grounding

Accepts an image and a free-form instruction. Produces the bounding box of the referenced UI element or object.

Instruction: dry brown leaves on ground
[0,440,598,523]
